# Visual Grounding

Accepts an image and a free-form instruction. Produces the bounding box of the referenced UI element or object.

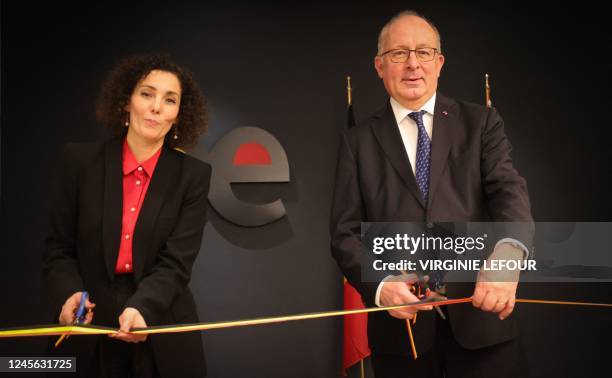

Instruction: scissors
[401,271,447,320]
[54,291,89,348]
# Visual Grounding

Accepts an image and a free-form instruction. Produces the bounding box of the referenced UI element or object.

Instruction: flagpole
[360,358,365,378]
[346,76,353,106]
[485,73,492,108]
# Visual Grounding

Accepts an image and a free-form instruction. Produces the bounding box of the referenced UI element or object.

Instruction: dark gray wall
[1,2,611,377]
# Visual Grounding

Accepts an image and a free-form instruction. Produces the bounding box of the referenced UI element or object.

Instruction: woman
[43,53,210,378]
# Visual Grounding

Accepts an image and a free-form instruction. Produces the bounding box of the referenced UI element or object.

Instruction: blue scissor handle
[75,291,89,324]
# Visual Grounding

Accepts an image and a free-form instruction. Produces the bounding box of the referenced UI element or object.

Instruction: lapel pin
[442,110,448,116]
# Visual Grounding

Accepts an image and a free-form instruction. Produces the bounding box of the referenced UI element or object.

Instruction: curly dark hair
[96,53,208,149]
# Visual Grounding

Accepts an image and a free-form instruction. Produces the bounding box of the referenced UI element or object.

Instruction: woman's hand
[109,307,148,343]
[58,291,95,325]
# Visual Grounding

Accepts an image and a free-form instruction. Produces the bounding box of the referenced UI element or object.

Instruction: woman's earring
[125,120,129,127]
[173,129,178,140]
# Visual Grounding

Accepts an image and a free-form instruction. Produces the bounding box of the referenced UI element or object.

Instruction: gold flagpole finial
[346,76,353,106]
[485,73,492,108]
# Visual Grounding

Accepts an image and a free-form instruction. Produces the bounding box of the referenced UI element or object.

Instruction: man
[330,10,533,377]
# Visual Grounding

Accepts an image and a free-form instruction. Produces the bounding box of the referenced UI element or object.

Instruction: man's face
[374,15,445,109]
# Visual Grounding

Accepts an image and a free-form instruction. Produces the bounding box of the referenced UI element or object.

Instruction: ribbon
[1,297,611,339]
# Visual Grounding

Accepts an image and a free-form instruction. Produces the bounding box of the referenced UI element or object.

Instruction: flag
[342,76,371,376]
[343,279,371,375]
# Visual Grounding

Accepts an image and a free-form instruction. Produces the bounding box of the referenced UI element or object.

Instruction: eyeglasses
[379,48,439,63]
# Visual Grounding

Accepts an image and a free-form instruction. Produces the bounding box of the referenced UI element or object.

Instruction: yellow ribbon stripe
[1,297,611,338]
[0,325,116,338]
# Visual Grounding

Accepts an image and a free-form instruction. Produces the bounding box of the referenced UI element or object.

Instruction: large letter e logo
[209,127,289,227]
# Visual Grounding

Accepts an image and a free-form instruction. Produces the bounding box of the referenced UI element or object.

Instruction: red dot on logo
[233,142,272,166]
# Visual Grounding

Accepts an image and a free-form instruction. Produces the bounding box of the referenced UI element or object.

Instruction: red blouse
[115,140,161,274]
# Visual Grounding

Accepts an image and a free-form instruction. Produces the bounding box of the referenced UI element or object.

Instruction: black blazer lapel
[102,138,124,282]
[428,93,458,210]
[132,146,180,280]
[371,102,426,209]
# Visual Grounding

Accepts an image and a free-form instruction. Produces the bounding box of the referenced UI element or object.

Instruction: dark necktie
[408,110,431,202]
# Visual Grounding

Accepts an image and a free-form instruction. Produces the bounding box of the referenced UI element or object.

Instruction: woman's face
[125,70,181,145]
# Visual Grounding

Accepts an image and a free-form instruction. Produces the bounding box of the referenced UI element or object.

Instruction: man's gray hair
[377,10,442,55]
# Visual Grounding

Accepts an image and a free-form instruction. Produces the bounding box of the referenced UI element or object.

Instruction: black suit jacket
[331,93,534,355]
[43,137,211,378]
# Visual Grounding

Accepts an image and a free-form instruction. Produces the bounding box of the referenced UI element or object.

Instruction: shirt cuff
[495,238,530,259]
[374,275,396,307]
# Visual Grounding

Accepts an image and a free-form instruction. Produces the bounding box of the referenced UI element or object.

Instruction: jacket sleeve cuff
[495,238,530,259]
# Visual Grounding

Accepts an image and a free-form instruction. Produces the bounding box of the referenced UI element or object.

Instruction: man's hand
[59,291,95,325]
[109,307,148,343]
[472,279,518,320]
[472,243,523,320]
[379,275,433,320]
